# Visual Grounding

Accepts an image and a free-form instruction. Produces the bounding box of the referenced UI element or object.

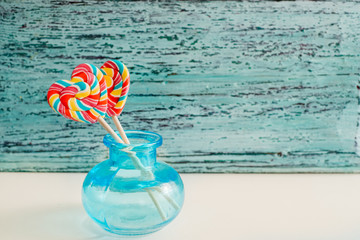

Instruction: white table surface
[1,173,360,240]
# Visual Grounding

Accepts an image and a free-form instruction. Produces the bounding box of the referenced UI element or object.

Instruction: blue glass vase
[82,130,184,236]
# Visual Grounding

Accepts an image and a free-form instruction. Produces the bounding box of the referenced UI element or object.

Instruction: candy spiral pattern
[100,60,130,118]
[47,63,108,123]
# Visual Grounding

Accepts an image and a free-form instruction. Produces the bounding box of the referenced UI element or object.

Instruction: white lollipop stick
[111,116,130,144]
[97,117,124,143]
[146,189,166,221]
[154,187,180,210]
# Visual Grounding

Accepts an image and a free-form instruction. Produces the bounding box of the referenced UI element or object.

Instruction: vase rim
[103,130,163,150]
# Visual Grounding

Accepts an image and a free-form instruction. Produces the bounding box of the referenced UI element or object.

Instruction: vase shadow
[3,204,150,240]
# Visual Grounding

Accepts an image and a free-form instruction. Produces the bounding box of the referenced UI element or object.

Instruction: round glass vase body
[82,130,184,236]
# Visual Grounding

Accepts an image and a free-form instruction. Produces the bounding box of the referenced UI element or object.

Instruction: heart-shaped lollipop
[100,60,131,143]
[47,63,108,123]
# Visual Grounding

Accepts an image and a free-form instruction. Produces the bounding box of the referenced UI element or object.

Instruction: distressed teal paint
[1,1,360,172]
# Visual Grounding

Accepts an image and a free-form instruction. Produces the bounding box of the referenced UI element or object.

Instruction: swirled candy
[47,63,108,123]
[100,60,130,118]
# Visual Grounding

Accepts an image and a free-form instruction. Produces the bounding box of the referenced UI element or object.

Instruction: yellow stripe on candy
[69,78,91,99]
[48,94,59,108]
[104,75,113,89]
[75,83,90,99]
[102,68,115,78]
[69,109,78,120]
[70,77,83,83]
[89,108,100,118]
[121,67,129,79]
[100,94,107,101]
[75,91,89,99]
[90,85,100,95]
[114,99,126,108]
[68,98,82,111]
[96,71,103,81]
[111,89,122,97]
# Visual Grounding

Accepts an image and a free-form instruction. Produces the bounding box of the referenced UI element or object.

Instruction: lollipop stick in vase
[147,189,166,221]
[125,150,166,220]
[105,118,166,220]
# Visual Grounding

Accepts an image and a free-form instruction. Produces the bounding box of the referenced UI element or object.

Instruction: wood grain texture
[1,1,360,172]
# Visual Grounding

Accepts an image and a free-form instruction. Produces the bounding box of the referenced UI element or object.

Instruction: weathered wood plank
[1,1,360,172]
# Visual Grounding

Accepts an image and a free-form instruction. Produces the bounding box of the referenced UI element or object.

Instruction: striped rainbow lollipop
[47,63,108,123]
[100,60,131,144]
[47,63,124,143]
[100,60,130,118]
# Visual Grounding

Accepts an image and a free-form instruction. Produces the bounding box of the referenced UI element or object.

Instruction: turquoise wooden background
[1,1,360,172]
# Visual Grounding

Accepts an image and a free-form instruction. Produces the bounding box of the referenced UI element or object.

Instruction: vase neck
[109,146,157,169]
[103,130,163,169]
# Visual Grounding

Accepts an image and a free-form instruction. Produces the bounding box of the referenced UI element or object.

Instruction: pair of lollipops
[47,60,179,220]
[47,60,130,144]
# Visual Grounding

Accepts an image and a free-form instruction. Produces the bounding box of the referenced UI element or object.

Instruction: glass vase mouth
[103,130,163,150]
